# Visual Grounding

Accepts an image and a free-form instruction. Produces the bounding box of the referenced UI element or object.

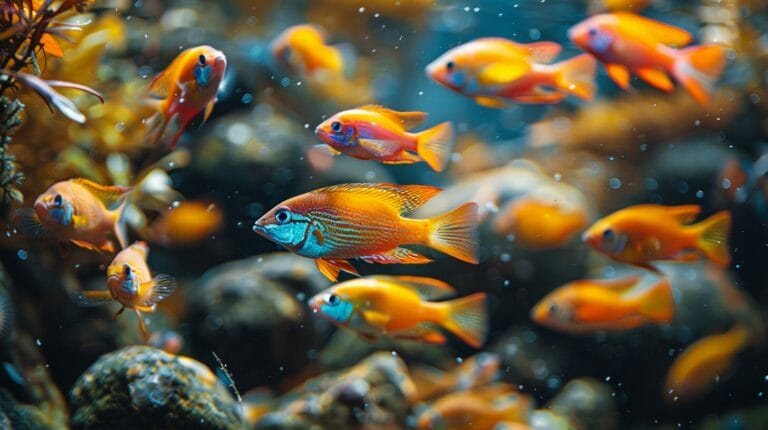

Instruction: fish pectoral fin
[358,138,403,156]
[312,144,341,156]
[474,96,507,108]
[70,290,113,307]
[606,63,632,90]
[369,275,455,300]
[71,215,89,229]
[143,274,177,306]
[357,105,428,129]
[315,259,359,281]
[477,61,530,86]
[70,178,131,208]
[635,68,674,92]
[359,247,432,265]
[13,208,47,236]
[361,309,391,328]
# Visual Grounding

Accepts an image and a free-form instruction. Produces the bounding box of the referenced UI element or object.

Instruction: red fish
[253,183,479,281]
[568,13,726,104]
[147,45,227,148]
[315,105,455,171]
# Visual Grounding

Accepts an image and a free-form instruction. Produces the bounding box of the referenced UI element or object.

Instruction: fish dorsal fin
[614,13,693,47]
[373,275,455,300]
[664,205,701,224]
[315,183,442,214]
[477,61,531,86]
[523,41,562,64]
[580,275,643,292]
[71,178,131,209]
[358,105,428,129]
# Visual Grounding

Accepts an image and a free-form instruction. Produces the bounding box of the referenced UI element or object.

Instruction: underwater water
[0,0,767,428]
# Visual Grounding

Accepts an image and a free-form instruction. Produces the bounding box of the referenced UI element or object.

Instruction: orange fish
[568,13,726,104]
[144,200,223,247]
[582,204,731,270]
[71,241,176,337]
[308,275,488,348]
[314,105,455,172]
[416,384,532,430]
[425,37,596,107]
[147,45,227,149]
[412,353,500,402]
[15,178,131,254]
[664,325,752,403]
[492,198,588,249]
[531,275,675,333]
[270,24,345,79]
[253,183,479,281]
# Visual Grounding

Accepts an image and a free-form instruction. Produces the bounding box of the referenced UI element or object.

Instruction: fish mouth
[252,221,268,236]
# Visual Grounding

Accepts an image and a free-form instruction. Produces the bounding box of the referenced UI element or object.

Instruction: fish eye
[123,264,132,277]
[275,208,291,224]
[548,303,558,315]
[602,228,615,240]
[588,27,598,37]
[325,293,340,305]
[446,61,455,71]
[331,121,343,134]
[198,54,206,65]
[53,194,63,208]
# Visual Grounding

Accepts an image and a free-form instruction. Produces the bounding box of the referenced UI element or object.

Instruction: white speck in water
[35,339,42,347]
[358,6,365,12]
[609,178,622,189]
[721,178,732,189]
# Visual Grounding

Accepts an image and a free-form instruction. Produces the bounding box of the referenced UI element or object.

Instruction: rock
[547,378,616,430]
[184,253,331,389]
[257,352,415,429]
[69,346,240,430]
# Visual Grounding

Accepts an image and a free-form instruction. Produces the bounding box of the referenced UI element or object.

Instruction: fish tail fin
[672,44,727,105]
[427,202,479,263]
[695,210,731,267]
[554,54,597,101]
[416,122,455,172]
[638,278,675,323]
[111,197,130,250]
[440,293,488,348]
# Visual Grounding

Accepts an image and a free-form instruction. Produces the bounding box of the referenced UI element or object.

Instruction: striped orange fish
[252,183,479,281]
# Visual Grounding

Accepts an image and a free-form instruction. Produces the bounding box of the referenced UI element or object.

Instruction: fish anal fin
[358,105,428,129]
[381,151,421,164]
[371,275,455,300]
[314,183,442,214]
[358,138,403,156]
[606,63,632,90]
[635,68,674,92]
[359,247,432,265]
[477,61,530,86]
[474,96,507,108]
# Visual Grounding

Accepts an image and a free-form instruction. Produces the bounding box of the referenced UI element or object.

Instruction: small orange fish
[582,204,731,270]
[71,241,176,337]
[568,13,726,104]
[15,178,131,254]
[147,45,227,149]
[492,198,588,249]
[664,325,752,403]
[426,37,596,107]
[270,24,345,79]
[531,275,675,333]
[412,353,500,402]
[416,384,532,430]
[144,200,223,247]
[315,105,455,171]
[253,183,479,281]
[308,275,488,348]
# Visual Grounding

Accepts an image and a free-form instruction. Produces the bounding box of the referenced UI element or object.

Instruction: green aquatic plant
[0,0,101,207]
